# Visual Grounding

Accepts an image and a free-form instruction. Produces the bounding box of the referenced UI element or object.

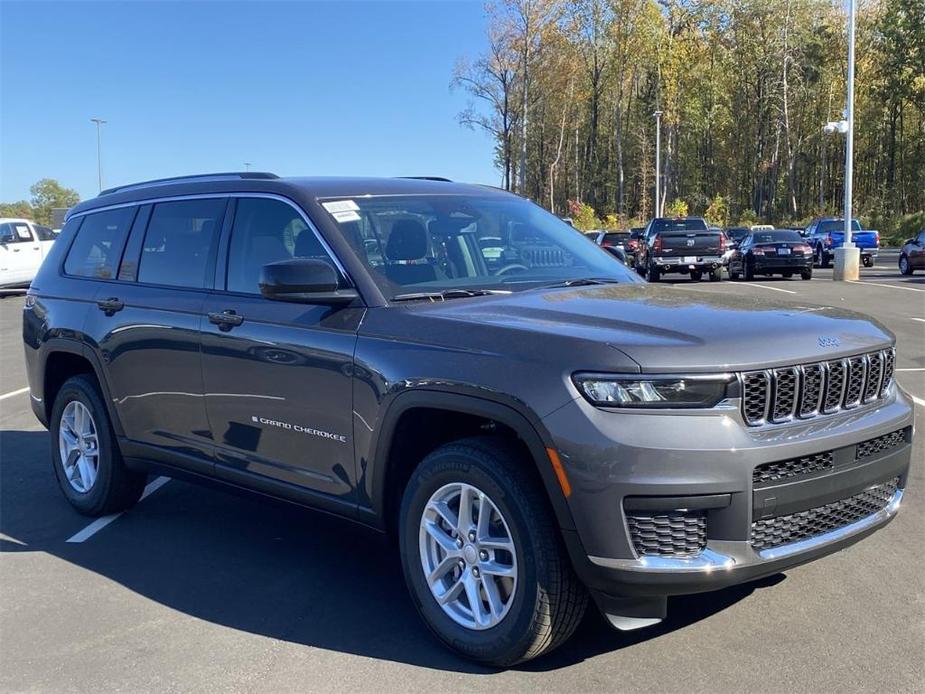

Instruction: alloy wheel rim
[900,257,908,273]
[58,401,100,493]
[419,482,518,630]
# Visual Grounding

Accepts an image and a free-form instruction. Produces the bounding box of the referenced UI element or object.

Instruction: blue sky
[0,1,497,202]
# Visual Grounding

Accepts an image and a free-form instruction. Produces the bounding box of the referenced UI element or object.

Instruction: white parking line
[0,387,29,401]
[850,280,924,293]
[911,318,925,324]
[911,394,925,408]
[65,476,171,543]
[896,368,925,372]
[743,283,797,294]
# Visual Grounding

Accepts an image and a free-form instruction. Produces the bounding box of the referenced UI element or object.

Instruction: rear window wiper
[391,288,512,303]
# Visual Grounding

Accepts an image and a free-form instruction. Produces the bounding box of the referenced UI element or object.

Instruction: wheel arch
[365,390,576,538]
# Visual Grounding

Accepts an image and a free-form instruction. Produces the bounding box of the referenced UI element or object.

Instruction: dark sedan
[899,229,925,275]
[728,229,813,280]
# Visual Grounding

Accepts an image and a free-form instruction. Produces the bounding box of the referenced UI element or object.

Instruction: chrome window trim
[67,192,352,283]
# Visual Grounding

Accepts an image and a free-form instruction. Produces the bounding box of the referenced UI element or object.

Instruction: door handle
[208,310,244,331]
[96,297,124,315]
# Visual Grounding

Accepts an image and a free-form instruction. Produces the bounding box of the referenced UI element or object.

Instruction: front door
[200,196,362,509]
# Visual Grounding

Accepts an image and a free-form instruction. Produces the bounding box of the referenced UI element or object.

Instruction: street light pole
[653,110,662,217]
[833,0,860,281]
[244,162,251,171]
[90,118,107,192]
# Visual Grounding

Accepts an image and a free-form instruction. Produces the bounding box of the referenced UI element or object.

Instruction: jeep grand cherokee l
[23,173,913,666]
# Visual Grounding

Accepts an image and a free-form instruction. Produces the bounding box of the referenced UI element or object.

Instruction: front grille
[856,429,906,460]
[750,477,899,551]
[753,452,834,486]
[627,511,707,557]
[740,347,895,426]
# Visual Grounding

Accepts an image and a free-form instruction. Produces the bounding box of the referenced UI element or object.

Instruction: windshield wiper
[391,288,512,303]
[531,277,622,290]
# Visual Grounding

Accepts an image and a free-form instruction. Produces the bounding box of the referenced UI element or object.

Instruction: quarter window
[64,207,136,279]
[138,199,225,288]
[226,198,330,294]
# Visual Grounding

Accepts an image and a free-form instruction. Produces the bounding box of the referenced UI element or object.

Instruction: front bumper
[544,388,914,598]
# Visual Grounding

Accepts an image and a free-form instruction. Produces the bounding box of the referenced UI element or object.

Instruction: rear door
[85,197,227,473]
[200,195,363,511]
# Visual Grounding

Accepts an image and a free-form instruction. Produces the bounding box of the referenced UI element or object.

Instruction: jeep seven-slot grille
[740,348,895,426]
[753,452,834,486]
[856,429,906,460]
[750,478,899,551]
[626,511,707,557]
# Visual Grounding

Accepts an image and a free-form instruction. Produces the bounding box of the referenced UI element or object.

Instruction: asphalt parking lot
[1,250,922,693]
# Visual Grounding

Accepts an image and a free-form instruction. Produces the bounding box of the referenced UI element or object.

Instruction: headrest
[386,220,428,261]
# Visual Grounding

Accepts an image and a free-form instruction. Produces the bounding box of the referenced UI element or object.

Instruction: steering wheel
[494,263,530,276]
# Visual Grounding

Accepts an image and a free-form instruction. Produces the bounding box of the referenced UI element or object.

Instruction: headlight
[573,373,735,409]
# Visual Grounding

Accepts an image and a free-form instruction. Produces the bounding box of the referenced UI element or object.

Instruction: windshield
[818,219,862,233]
[752,231,803,243]
[319,194,639,298]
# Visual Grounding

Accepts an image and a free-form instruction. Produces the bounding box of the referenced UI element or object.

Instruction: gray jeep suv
[23,173,913,665]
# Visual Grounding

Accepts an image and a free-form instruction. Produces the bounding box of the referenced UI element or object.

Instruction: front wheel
[801,268,813,280]
[899,254,913,276]
[50,375,146,516]
[399,438,587,666]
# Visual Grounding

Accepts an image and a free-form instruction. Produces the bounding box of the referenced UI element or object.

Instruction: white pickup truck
[0,218,58,288]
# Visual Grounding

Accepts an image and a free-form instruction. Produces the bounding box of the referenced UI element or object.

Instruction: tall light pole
[653,110,662,217]
[833,0,860,281]
[90,118,107,192]
[243,162,252,171]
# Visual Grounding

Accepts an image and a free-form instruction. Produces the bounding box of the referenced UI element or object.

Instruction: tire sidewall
[399,450,544,664]
[50,377,117,515]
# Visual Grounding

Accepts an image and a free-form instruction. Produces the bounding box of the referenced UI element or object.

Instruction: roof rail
[99,171,279,196]
[396,176,453,182]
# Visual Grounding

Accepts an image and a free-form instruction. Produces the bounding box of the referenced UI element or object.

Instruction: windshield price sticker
[332,210,361,223]
[322,200,359,214]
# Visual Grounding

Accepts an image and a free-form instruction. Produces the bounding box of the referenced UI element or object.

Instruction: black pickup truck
[637,217,725,282]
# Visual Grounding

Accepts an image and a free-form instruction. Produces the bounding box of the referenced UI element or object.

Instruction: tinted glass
[64,207,135,279]
[138,199,224,288]
[319,194,639,298]
[603,232,629,244]
[226,198,330,294]
[35,225,57,241]
[818,219,861,233]
[752,231,802,244]
[652,218,708,233]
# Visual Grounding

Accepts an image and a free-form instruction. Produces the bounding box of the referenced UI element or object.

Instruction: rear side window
[138,199,225,288]
[35,225,57,241]
[64,207,136,279]
[652,219,709,233]
[226,198,329,294]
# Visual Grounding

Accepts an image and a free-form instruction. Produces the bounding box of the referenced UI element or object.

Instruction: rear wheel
[899,254,913,276]
[50,375,146,516]
[744,260,755,281]
[818,247,831,268]
[399,438,587,666]
[862,255,873,268]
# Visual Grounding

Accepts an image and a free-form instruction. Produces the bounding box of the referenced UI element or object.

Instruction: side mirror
[259,258,359,305]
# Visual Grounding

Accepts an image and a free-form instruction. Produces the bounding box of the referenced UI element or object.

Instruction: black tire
[399,437,587,666]
[801,268,812,280]
[50,375,146,516]
[862,255,873,268]
[729,270,740,280]
[744,260,755,281]
[709,268,723,282]
[689,270,703,282]
[818,247,831,268]
[647,263,661,282]
[899,254,914,276]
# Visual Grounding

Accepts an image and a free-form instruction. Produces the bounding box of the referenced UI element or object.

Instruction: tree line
[0,179,80,227]
[453,0,924,236]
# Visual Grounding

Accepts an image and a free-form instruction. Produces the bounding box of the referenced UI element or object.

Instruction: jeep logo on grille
[818,336,840,348]
[686,238,695,247]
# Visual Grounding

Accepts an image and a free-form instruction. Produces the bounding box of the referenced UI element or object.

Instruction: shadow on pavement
[1,429,780,673]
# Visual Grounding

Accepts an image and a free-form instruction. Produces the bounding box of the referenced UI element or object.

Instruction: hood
[407,284,893,372]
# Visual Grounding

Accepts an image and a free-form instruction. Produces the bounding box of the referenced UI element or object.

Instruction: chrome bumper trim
[757,488,903,560]
[588,488,902,573]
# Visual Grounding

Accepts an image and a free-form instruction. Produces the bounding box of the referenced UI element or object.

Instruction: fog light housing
[573,373,735,409]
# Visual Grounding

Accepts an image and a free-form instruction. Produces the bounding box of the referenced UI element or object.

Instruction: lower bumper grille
[627,511,706,557]
[750,477,900,551]
[753,451,833,486]
[857,429,906,460]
